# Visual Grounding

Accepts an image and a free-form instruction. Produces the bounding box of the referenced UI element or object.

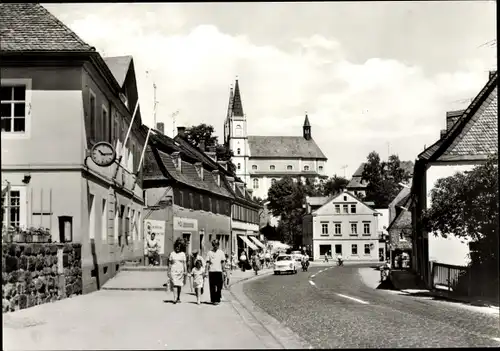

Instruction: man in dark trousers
[205,239,226,305]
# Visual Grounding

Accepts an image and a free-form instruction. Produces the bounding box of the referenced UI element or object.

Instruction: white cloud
[64,12,492,178]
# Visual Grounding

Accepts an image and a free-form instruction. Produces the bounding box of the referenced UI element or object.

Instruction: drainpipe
[230,199,233,271]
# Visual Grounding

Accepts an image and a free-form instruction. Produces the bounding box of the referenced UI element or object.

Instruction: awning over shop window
[238,235,258,250]
[249,236,266,249]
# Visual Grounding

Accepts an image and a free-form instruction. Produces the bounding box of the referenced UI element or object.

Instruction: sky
[46,2,497,178]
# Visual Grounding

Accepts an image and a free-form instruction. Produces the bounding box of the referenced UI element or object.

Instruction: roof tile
[248,136,327,159]
[0,3,93,52]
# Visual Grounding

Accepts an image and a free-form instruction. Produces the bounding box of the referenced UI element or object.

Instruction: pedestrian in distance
[189,258,206,305]
[251,251,260,275]
[146,232,160,266]
[168,238,187,304]
[239,250,247,272]
[264,250,271,268]
[259,250,265,269]
[324,252,329,263]
[223,253,232,289]
[205,239,226,305]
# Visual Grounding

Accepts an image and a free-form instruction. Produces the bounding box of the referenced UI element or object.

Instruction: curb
[228,271,312,350]
[102,287,166,291]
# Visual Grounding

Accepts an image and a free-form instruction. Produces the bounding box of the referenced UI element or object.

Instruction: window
[1,85,26,133]
[101,199,107,241]
[271,178,277,185]
[343,204,348,213]
[189,193,194,208]
[208,198,212,212]
[237,163,241,170]
[216,199,220,213]
[252,165,257,170]
[130,209,135,241]
[350,223,357,235]
[102,105,109,142]
[319,166,323,171]
[319,244,331,256]
[137,211,141,243]
[363,223,370,235]
[335,244,342,254]
[350,204,356,213]
[1,189,24,228]
[343,196,347,201]
[287,165,293,170]
[321,222,328,235]
[237,148,241,155]
[334,204,340,214]
[351,244,358,255]
[179,191,184,207]
[304,165,309,171]
[88,194,96,239]
[334,223,341,235]
[364,244,370,255]
[235,125,242,136]
[253,178,259,189]
[89,91,96,141]
[270,165,275,170]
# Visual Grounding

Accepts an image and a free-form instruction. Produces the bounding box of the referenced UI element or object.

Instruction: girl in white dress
[168,238,187,304]
[190,259,206,305]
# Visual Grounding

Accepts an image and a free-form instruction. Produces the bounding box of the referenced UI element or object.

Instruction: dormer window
[252,165,257,170]
[237,148,241,155]
[304,165,309,171]
[270,165,275,170]
[287,165,293,170]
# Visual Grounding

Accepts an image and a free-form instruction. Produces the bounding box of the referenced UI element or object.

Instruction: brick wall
[2,243,82,313]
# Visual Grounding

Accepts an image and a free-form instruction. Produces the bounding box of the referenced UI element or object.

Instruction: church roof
[303,114,311,127]
[0,3,93,52]
[248,136,327,160]
[232,79,244,117]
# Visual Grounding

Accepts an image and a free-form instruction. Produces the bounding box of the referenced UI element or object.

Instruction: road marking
[490,337,500,343]
[309,280,316,286]
[336,293,369,305]
[311,274,316,278]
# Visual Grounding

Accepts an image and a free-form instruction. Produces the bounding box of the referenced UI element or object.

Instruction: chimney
[177,126,186,138]
[194,162,204,180]
[199,139,206,151]
[212,170,220,186]
[156,122,165,134]
[206,145,217,162]
[217,160,228,170]
[171,151,181,172]
[247,188,253,196]
[440,129,447,138]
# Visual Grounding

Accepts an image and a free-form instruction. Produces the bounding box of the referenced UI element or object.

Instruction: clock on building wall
[90,141,117,167]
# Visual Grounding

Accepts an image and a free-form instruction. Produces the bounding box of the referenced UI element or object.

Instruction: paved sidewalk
[2,268,274,350]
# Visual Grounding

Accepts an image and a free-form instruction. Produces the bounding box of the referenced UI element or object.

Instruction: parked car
[273,255,299,275]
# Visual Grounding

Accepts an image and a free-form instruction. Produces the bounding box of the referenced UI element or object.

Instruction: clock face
[90,142,117,167]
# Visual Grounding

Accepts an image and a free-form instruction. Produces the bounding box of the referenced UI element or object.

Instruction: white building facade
[309,191,380,262]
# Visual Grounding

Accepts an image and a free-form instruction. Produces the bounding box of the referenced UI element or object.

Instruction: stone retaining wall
[2,243,82,313]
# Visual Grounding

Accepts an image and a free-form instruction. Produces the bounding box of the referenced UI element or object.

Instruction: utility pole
[387,142,391,160]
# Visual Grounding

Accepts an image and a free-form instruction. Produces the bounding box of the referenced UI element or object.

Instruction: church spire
[226,85,234,120]
[303,112,311,140]
[232,77,244,117]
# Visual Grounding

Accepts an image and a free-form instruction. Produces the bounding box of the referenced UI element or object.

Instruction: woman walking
[205,239,226,305]
[168,238,187,304]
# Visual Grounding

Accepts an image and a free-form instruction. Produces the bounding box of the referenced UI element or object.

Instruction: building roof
[0,3,93,52]
[305,196,331,207]
[232,79,244,117]
[248,136,327,159]
[103,56,132,87]
[303,114,311,127]
[419,71,498,162]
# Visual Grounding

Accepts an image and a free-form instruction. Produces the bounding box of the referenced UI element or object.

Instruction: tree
[322,175,349,197]
[422,153,498,266]
[184,123,235,172]
[361,151,412,208]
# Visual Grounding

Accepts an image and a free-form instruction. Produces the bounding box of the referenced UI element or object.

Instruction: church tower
[303,113,311,140]
[226,78,250,185]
